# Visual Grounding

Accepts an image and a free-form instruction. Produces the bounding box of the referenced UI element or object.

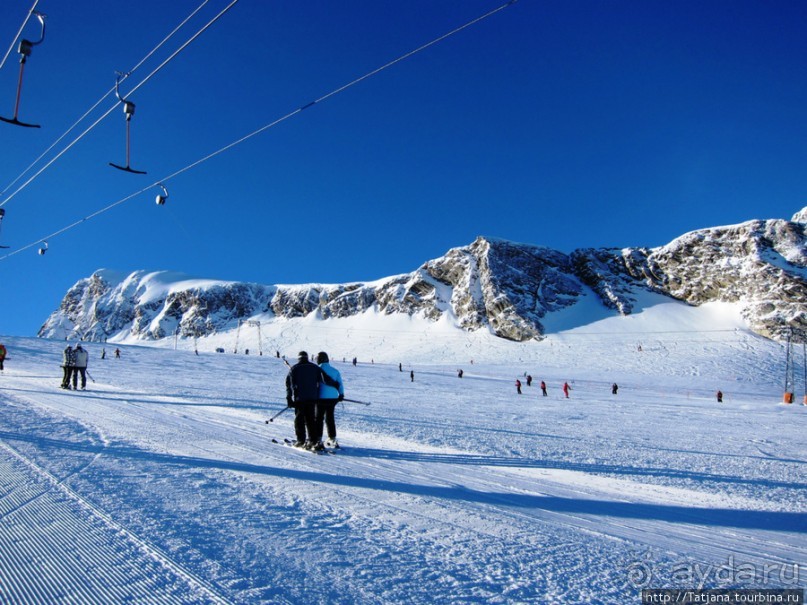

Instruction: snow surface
[0,301,805,604]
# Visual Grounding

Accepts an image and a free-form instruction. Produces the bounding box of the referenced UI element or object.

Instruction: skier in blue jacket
[314,351,344,450]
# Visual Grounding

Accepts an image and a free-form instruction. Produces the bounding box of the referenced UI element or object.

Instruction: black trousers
[314,399,339,443]
[73,367,87,389]
[61,366,73,387]
[293,401,316,443]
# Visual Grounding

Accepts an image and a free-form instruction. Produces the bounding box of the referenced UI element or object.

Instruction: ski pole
[343,398,371,406]
[86,370,96,383]
[266,406,290,423]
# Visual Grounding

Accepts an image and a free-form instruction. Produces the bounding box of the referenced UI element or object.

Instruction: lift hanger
[109,72,146,174]
[0,11,46,128]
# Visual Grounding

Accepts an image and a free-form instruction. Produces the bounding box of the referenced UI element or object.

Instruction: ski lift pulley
[109,72,146,174]
[0,11,46,128]
[38,240,48,255]
[155,183,168,205]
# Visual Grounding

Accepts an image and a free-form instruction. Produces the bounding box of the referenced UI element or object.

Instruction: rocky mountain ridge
[39,208,807,343]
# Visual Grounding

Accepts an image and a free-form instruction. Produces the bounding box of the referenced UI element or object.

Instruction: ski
[274,438,334,454]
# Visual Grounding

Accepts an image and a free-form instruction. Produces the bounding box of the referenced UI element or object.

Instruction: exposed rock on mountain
[39,208,807,343]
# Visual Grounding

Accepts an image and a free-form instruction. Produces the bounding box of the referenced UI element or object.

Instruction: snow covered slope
[0,303,805,603]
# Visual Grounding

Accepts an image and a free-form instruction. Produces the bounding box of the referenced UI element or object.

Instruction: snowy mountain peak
[39,211,807,345]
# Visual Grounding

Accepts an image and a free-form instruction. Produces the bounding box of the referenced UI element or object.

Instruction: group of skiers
[515,376,554,396]
[512,376,726,402]
[512,375,628,398]
[60,343,89,390]
[285,351,345,452]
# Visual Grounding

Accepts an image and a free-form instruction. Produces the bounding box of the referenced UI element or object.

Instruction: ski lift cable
[134,0,522,186]
[0,0,238,209]
[0,0,211,200]
[0,0,40,73]
[0,185,153,260]
[0,0,519,261]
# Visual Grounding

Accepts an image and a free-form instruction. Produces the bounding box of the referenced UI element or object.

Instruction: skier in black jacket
[285,351,338,450]
[61,345,76,389]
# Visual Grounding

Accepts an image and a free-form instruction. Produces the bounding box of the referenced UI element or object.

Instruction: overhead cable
[0,0,518,260]
[0,0,211,200]
[0,0,238,209]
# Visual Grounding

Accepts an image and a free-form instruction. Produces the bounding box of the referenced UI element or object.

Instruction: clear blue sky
[1,0,805,337]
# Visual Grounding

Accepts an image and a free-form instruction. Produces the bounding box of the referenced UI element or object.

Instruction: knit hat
[297,351,308,360]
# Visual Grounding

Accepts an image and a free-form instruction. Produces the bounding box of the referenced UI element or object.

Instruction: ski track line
[0,438,232,605]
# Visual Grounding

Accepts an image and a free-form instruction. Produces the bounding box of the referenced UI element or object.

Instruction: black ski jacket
[286,360,338,404]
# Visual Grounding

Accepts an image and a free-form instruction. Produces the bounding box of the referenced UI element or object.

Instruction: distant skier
[458,369,464,378]
[716,390,723,403]
[540,380,547,397]
[516,379,522,395]
[314,352,344,450]
[562,382,570,399]
[526,375,532,387]
[114,348,121,359]
[61,344,75,389]
[101,348,106,360]
[73,344,89,390]
[399,363,402,372]
[0,343,6,371]
[410,370,414,382]
[612,383,618,395]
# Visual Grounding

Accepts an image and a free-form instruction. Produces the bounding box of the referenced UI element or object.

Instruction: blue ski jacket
[318,362,344,400]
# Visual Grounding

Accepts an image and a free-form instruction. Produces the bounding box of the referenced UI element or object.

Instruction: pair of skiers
[61,344,89,390]
[285,351,344,451]
[518,377,548,396]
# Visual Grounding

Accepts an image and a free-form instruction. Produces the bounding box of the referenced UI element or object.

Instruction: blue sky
[0,0,805,337]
